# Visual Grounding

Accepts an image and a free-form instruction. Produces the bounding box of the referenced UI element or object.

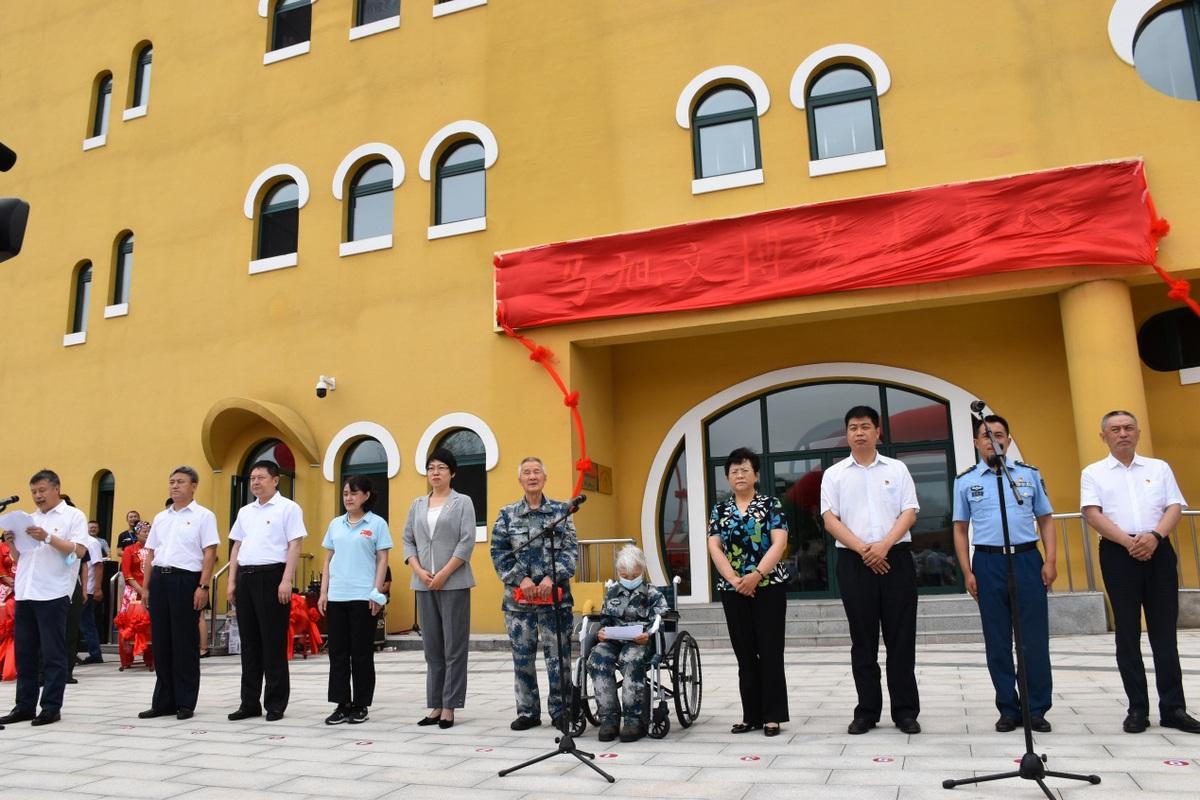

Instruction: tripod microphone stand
[498,494,615,783]
[943,410,1099,798]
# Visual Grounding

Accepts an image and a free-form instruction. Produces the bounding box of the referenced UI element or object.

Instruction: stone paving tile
[0,790,106,800]
[601,782,753,799]
[271,776,396,799]
[376,786,526,800]
[259,758,382,780]
[70,777,197,799]
[1,769,112,791]
[362,766,493,787]
[692,767,832,784]
[79,762,193,781]
[750,786,893,800]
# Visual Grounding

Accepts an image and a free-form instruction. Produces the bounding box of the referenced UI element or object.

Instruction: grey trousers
[416,589,471,709]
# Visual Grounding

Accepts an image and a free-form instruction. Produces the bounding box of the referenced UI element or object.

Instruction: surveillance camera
[315,375,336,399]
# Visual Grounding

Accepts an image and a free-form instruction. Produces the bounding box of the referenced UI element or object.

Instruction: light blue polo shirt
[952,459,1053,546]
[322,510,393,602]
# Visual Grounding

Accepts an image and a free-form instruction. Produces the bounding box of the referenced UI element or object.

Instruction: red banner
[495,160,1159,329]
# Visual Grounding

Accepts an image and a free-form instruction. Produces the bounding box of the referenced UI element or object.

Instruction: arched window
[348,160,394,242]
[691,85,760,179]
[113,233,134,305]
[341,438,391,521]
[434,428,487,527]
[1138,307,1200,371]
[132,45,152,109]
[95,471,116,547]
[258,181,300,259]
[92,74,112,138]
[232,439,296,522]
[358,0,400,26]
[435,140,486,225]
[806,65,882,161]
[71,261,93,334]
[272,0,312,52]
[1133,2,1200,100]
[657,443,691,595]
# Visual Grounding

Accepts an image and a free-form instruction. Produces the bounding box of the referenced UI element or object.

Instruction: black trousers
[15,597,70,715]
[234,564,290,714]
[836,545,920,723]
[325,600,377,708]
[1099,538,1186,717]
[720,583,790,725]
[149,569,203,712]
[65,582,83,678]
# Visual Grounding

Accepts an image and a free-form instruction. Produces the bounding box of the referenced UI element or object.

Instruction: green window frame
[435,140,486,225]
[1134,1,1200,100]
[340,438,391,521]
[93,75,112,137]
[434,429,487,527]
[113,233,134,305]
[357,0,401,25]
[257,181,300,259]
[72,262,93,333]
[132,45,152,108]
[272,0,312,51]
[347,160,394,241]
[690,84,761,179]
[805,65,882,161]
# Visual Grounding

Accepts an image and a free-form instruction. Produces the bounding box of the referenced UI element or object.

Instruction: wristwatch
[1149,531,1165,541]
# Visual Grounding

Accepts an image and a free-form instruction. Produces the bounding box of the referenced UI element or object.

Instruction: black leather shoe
[0,708,35,725]
[995,715,1019,732]
[1123,712,1148,733]
[730,722,762,734]
[176,709,194,721]
[763,723,782,737]
[618,721,643,742]
[1160,709,1200,733]
[66,677,78,685]
[847,718,876,735]
[896,718,921,734]
[138,708,174,719]
[417,714,441,726]
[598,722,618,742]
[227,708,261,721]
[30,711,61,726]
[510,716,541,731]
[438,718,454,729]
[1030,716,1052,733]
[265,711,284,722]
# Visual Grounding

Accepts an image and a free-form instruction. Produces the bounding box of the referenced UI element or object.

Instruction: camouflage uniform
[491,495,578,721]
[586,582,669,725]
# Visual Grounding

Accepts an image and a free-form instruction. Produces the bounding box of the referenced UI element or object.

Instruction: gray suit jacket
[402,489,477,591]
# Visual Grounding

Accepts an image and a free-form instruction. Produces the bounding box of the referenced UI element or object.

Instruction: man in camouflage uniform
[491,456,578,731]
[586,545,668,742]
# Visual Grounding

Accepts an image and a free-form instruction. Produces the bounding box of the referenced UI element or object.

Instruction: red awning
[494,160,1159,329]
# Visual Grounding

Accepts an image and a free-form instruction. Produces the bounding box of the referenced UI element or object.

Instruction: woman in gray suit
[403,447,477,728]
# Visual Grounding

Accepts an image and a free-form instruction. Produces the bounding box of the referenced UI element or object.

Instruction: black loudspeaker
[0,197,30,263]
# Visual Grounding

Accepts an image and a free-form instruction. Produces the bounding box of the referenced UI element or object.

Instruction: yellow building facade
[1,1,1198,633]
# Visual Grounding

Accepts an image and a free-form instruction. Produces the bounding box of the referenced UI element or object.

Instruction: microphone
[0,495,18,509]
[569,494,587,510]
[969,400,987,415]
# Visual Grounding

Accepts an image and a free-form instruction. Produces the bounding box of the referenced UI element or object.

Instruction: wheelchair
[569,576,702,739]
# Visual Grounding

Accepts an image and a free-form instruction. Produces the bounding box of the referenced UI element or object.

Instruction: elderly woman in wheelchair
[584,545,669,742]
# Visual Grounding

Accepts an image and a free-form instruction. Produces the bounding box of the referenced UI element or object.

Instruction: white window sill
[808,149,887,177]
[428,216,486,240]
[1181,367,1200,385]
[433,0,487,17]
[350,15,400,39]
[249,252,298,274]
[263,41,310,65]
[339,234,393,257]
[63,331,87,347]
[82,134,107,151]
[104,303,129,319]
[691,169,764,195]
[122,105,147,121]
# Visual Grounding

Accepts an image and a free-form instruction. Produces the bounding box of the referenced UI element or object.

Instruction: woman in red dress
[117,522,154,671]
[0,532,16,681]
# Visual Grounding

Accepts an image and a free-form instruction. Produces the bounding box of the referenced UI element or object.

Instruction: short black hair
[88,519,98,525]
[30,469,60,487]
[171,465,200,484]
[427,447,458,475]
[723,447,760,476]
[343,474,375,511]
[844,405,881,428]
[973,414,1010,437]
[249,459,280,478]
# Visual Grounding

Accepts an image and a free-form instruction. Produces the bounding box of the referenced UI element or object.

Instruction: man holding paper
[0,470,88,726]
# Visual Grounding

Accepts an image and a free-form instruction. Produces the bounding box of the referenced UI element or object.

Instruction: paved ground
[3,631,1199,799]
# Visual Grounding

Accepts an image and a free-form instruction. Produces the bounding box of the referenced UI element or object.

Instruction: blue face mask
[618,575,644,591]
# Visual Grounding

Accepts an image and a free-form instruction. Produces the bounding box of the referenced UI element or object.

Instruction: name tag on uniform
[970,485,984,500]
[360,529,373,538]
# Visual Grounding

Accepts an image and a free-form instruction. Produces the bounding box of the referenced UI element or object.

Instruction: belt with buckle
[975,541,1038,555]
[153,566,200,575]
[237,563,285,573]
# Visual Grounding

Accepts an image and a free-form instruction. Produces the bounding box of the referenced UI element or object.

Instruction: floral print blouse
[707,494,790,592]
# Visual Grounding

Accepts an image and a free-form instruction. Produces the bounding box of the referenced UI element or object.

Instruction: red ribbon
[287,595,322,660]
[1145,197,1200,318]
[115,604,152,656]
[0,598,14,681]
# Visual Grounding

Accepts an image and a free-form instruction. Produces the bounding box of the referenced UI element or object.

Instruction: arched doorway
[340,437,390,521]
[433,428,487,529]
[231,438,296,523]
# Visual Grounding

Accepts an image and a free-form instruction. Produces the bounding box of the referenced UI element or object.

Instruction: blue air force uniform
[952,459,1054,721]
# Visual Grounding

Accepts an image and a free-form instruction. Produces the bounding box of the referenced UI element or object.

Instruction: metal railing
[107,569,126,641]
[576,537,636,583]
[1052,510,1199,593]
[207,554,317,651]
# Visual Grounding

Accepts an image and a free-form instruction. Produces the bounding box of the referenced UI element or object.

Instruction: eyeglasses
[728,468,755,477]
[427,465,450,473]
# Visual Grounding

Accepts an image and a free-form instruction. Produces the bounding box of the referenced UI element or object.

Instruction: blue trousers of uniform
[973,549,1052,719]
[586,640,651,725]
[504,606,573,721]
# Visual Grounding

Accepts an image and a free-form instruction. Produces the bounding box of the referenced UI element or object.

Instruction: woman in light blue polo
[318,475,392,725]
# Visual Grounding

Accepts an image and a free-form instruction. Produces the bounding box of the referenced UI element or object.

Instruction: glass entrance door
[772,456,835,597]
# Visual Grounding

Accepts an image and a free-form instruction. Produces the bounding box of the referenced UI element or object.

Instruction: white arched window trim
[322,421,402,482]
[639,363,1022,604]
[332,143,405,257]
[414,412,500,475]
[418,120,499,240]
[1108,0,1168,65]
[258,0,317,17]
[243,164,310,219]
[789,43,892,109]
[674,65,771,129]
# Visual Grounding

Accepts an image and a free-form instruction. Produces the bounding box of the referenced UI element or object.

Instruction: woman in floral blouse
[707,447,789,736]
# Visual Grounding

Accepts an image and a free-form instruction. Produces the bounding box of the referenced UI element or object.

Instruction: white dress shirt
[15,500,89,601]
[1080,453,1188,535]
[229,493,307,565]
[83,536,104,594]
[820,452,921,547]
[147,501,220,571]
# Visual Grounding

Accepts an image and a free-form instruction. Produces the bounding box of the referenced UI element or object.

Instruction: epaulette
[955,463,979,479]
[1015,461,1039,471]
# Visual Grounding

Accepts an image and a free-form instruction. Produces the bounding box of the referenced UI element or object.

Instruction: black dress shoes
[763,723,782,737]
[0,708,35,725]
[265,711,284,722]
[510,716,541,731]
[176,709,194,721]
[31,711,61,726]
[896,718,921,734]
[138,708,175,719]
[1160,709,1200,733]
[227,707,262,721]
[847,718,876,735]
[1030,716,1052,733]
[995,715,1019,732]
[417,714,441,726]
[730,722,762,734]
[1123,712,1148,733]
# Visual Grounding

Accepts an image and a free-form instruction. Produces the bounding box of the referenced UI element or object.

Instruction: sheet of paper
[601,625,644,641]
[0,510,39,554]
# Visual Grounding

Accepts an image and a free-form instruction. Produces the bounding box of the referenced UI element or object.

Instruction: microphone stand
[498,495,614,783]
[943,414,1099,798]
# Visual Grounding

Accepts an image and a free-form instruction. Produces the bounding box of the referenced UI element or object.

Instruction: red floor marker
[475,747,494,753]
[739,755,761,762]
[1162,760,1191,767]
[598,753,619,759]
[355,740,372,746]
[872,756,895,763]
